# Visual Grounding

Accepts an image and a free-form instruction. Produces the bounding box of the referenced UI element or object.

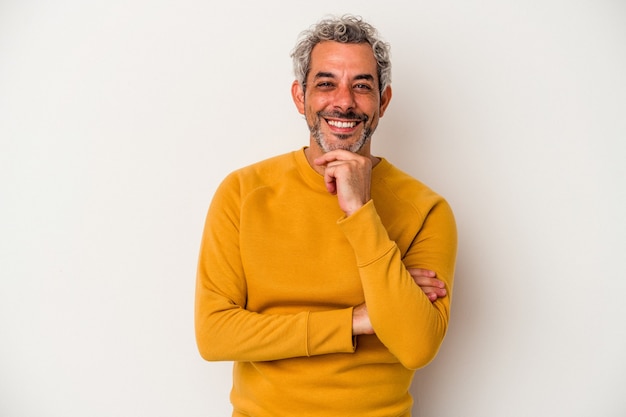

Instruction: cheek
[304,98,325,118]
[302,104,321,128]
[364,107,380,124]
[305,93,333,110]
[357,97,380,115]
[304,103,316,119]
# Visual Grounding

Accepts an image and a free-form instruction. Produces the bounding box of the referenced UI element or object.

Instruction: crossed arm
[313,150,450,337]
[196,149,455,366]
[354,268,447,335]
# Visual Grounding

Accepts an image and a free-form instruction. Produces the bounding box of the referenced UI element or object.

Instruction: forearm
[357,246,451,369]
[196,172,361,363]
[339,200,457,369]
[195,229,357,362]
[194,287,355,362]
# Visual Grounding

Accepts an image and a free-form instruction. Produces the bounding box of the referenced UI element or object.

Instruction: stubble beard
[309,112,373,154]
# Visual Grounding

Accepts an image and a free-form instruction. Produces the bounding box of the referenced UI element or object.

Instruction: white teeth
[327,120,357,128]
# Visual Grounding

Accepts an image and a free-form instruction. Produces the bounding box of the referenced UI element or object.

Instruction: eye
[354,83,373,91]
[316,81,335,89]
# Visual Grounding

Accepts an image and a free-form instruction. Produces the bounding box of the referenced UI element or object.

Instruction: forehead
[308,41,377,77]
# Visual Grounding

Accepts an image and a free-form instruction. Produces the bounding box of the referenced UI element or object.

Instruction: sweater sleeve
[337,198,457,370]
[194,174,355,362]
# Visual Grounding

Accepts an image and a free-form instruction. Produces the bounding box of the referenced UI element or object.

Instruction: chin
[317,133,370,154]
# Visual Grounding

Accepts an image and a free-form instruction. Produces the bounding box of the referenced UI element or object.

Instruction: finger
[407,268,436,278]
[322,165,338,194]
[314,149,357,166]
[412,276,445,289]
[426,291,447,303]
[420,286,447,297]
[323,161,357,194]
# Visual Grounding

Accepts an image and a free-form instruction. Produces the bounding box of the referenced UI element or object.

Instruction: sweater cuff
[306,308,356,356]
[337,200,394,266]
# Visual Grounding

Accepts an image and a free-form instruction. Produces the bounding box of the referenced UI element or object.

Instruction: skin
[291,41,446,335]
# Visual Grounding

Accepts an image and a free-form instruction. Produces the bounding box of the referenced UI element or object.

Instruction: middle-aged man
[195,14,458,417]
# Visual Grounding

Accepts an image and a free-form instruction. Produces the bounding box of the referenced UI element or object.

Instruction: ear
[291,80,306,115]
[379,85,392,117]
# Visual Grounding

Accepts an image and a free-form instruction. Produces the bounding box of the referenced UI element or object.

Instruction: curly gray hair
[290,15,392,96]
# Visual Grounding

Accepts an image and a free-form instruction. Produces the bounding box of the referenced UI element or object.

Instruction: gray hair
[290,15,392,96]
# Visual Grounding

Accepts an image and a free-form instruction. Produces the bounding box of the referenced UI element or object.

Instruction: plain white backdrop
[1,1,625,416]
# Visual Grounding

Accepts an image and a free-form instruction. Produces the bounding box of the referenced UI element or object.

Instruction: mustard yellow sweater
[195,148,457,417]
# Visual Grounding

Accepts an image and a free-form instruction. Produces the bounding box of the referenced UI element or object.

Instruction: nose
[333,83,356,112]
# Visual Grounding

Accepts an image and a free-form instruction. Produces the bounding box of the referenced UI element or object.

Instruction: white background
[1,1,625,416]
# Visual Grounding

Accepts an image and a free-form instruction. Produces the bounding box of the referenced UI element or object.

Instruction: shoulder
[208,151,298,215]
[373,159,454,220]
[220,151,297,192]
[374,160,444,202]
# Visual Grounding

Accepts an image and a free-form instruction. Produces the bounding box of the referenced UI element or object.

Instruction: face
[292,41,392,155]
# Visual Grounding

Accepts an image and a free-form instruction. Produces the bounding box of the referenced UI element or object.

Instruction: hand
[409,268,447,302]
[352,303,375,335]
[313,150,373,216]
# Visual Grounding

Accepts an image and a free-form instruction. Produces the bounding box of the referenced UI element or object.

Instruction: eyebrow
[313,71,335,80]
[313,72,375,82]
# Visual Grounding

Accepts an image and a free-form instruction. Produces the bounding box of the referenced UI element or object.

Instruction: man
[195,15,457,417]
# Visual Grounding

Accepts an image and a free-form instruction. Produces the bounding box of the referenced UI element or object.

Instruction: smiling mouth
[326,119,359,129]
